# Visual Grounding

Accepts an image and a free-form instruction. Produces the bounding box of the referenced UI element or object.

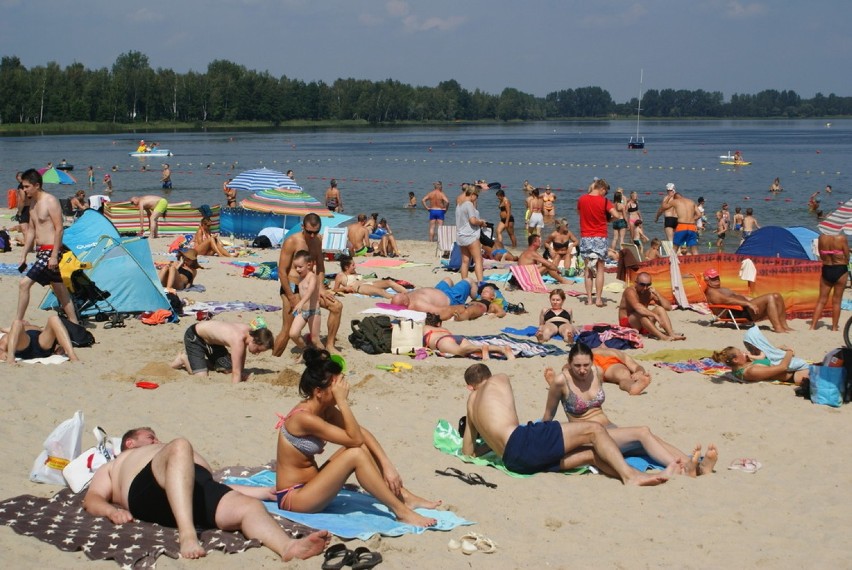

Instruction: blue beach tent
[735,226,818,260]
[40,210,171,315]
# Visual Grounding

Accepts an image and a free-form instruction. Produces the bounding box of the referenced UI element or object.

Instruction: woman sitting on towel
[332,255,409,299]
[158,248,199,291]
[543,342,717,477]
[274,348,439,527]
[711,345,809,385]
[422,313,514,358]
[191,217,233,257]
[535,289,577,344]
[0,315,80,364]
[543,218,579,270]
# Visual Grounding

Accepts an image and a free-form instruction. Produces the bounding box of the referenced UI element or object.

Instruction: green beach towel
[432,419,590,478]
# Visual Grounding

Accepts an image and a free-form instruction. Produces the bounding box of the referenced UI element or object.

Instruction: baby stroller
[65,268,124,328]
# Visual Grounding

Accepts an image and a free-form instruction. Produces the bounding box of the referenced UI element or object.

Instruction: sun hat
[181,249,198,261]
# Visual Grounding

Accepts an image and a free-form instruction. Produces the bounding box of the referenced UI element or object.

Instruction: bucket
[7,189,16,210]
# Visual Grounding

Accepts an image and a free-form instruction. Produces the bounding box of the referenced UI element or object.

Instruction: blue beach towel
[223,470,473,540]
[502,325,565,341]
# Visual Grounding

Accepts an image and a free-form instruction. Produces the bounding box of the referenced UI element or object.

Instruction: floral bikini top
[562,387,606,417]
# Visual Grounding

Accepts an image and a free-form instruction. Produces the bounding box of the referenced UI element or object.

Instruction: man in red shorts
[617,272,685,341]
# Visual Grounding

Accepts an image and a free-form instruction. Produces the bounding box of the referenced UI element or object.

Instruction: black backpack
[349,316,392,354]
[252,235,273,249]
[59,315,96,348]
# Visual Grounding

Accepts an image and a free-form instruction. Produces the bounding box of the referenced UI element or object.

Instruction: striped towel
[508,265,549,293]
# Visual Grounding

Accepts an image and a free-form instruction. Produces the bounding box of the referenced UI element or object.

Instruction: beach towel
[0,263,25,277]
[183,300,281,314]
[361,305,427,321]
[223,470,472,540]
[508,265,549,293]
[501,325,566,341]
[462,334,567,358]
[0,463,316,569]
[356,258,407,268]
[743,325,809,371]
[19,354,70,365]
[575,324,644,349]
[654,358,730,376]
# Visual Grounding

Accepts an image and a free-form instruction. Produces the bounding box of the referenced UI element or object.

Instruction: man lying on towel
[83,427,329,561]
[461,364,673,484]
[392,278,504,321]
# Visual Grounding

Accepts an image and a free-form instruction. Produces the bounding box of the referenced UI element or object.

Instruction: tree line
[2,51,851,126]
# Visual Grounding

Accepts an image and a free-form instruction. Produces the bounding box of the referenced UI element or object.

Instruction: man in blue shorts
[671,190,701,255]
[421,181,449,242]
[461,364,671,484]
[390,277,477,321]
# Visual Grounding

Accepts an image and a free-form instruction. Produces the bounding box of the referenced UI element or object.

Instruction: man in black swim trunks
[83,427,329,561]
[654,183,678,242]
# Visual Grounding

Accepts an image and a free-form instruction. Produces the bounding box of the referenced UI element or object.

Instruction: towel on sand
[743,325,809,371]
[223,470,472,540]
[462,334,568,358]
[502,325,566,341]
[0,463,315,569]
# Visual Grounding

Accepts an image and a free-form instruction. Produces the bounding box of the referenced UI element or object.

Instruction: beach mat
[223,470,473,540]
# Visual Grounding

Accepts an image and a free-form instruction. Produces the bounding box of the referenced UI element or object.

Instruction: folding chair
[508,264,550,293]
[436,225,457,258]
[693,274,752,330]
[621,242,644,263]
[321,227,348,260]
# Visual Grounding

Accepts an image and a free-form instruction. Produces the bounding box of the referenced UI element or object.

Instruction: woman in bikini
[223,179,237,208]
[158,248,199,291]
[422,313,514,359]
[324,179,342,213]
[541,185,556,219]
[610,189,628,250]
[191,217,233,257]
[810,233,850,331]
[542,343,717,477]
[495,189,517,248]
[543,218,579,271]
[274,348,438,527]
[585,345,651,395]
[711,345,809,385]
[0,315,80,364]
[332,255,409,299]
[626,191,642,243]
[536,289,576,344]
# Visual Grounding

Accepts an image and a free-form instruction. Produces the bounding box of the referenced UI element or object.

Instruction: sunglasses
[303,229,320,236]
[636,282,651,288]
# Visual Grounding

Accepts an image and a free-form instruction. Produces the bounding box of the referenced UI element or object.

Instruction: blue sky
[1,0,849,102]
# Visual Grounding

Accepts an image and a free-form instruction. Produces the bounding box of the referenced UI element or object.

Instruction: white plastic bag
[391,319,423,354]
[63,426,120,493]
[30,410,84,485]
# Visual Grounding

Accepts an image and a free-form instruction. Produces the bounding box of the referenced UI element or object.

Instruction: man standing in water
[422,181,449,242]
[654,183,678,242]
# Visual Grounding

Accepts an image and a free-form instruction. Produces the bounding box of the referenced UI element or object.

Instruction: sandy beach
[0,233,849,569]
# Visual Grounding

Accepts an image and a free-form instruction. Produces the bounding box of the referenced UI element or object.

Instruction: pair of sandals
[448,532,498,555]
[322,543,382,570]
[435,467,497,489]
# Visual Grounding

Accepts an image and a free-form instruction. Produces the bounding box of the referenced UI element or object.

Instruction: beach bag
[59,315,95,348]
[63,426,120,493]
[30,410,84,485]
[808,364,845,407]
[391,319,423,354]
[349,316,392,354]
[252,235,273,249]
[0,229,10,252]
[479,222,495,247]
[446,242,474,272]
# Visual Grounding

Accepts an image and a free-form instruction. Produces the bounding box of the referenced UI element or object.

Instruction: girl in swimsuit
[274,348,438,526]
[423,313,515,359]
[0,315,80,364]
[543,218,579,271]
[626,191,642,245]
[536,289,576,344]
[610,189,628,250]
[542,343,717,477]
[810,234,850,331]
[712,345,809,385]
[332,255,408,299]
[192,217,233,257]
[158,248,199,291]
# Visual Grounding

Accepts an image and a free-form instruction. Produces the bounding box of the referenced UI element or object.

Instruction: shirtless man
[670,191,701,255]
[16,169,78,323]
[161,164,172,190]
[390,278,490,322]
[517,234,571,284]
[83,427,329,561]
[618,272,685,341]
[654,183,678,242]
[273,213,343,356]
[421,181,449,242]
[461,364,671,484]
[170,320,274,383]
[703,268,793,332]
[346,214,373,256]
[130,195,169,238]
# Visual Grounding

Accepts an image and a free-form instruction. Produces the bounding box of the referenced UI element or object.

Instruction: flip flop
[435,467,497,488]
[350,546,383,569]
[321,543,352,570]
[728,458,762,473]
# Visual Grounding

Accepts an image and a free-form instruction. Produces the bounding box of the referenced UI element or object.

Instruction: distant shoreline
[1,116,848,137]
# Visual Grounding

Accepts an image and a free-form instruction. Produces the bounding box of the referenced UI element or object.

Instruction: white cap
[666,183,676,191]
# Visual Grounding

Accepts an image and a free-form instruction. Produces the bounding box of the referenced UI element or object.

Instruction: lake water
[2,120,850,243]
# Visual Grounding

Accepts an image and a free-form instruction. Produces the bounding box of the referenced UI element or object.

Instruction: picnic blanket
[223,470,472,540]
[183,300,281,314]
[462,334,567,358]
[0,463,316,569]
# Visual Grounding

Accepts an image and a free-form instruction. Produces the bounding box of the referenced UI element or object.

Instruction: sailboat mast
[635,69,643,139]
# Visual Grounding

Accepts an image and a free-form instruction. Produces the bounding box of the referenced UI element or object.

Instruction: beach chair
[621,242,644,263]
[436,225,457,258]
[693,274,752,330]
[508,264,550,294]
[321,227,348,259]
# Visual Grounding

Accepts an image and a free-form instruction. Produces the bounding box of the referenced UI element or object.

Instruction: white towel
[739,258,757,282]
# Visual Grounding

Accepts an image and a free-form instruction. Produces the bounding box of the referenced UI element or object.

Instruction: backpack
[252,235,273,249]
[349,316,392,354]
[0,229,10,252]
[445,242,474,272]
[59,315,96,348]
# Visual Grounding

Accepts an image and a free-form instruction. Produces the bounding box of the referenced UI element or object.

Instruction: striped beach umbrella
[241,187,333,217]
[818,198,852,235]
[38,166,76,185]
[227,168,300,192]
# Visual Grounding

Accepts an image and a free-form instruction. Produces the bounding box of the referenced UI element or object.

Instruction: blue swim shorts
[435,279,471,305]
[429,209,446,221]
[502,421,565,474]
[673,229,698,248]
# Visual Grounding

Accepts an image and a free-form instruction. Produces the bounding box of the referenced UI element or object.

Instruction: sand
[0,235,849,569]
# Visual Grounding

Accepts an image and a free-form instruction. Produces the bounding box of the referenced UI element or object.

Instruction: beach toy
[135,381,159,390]
[376,365,397,372]
[330,354,347,373]
[392,361,413,371]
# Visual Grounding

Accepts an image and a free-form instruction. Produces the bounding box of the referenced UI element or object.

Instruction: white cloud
[383,0,464,32]
[723,1,766,19]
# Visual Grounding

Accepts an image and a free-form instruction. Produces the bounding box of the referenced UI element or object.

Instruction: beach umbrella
[227,168,300,192]
[241,187,333,217]
[38,166,76,185]
[818,198,852,235]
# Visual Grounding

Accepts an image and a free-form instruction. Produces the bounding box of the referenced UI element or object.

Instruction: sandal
[321,543,352,570]
[435,467,497,488]
[350,546,383,569]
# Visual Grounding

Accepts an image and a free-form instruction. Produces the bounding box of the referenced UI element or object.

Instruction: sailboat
[627,69,645,149]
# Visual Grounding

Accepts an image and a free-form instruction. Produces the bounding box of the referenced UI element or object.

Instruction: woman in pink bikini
[274,348,439,527]
[810,233,850,330]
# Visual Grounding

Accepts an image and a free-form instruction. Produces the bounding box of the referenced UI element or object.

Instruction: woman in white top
[455,185,486,283]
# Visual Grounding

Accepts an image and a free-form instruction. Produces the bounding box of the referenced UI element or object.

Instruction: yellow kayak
[720,160,751,166]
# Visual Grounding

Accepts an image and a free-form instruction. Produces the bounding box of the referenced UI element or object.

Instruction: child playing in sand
[289,250,323,357]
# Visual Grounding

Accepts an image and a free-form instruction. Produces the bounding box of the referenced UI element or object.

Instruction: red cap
[703,268,720,279]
